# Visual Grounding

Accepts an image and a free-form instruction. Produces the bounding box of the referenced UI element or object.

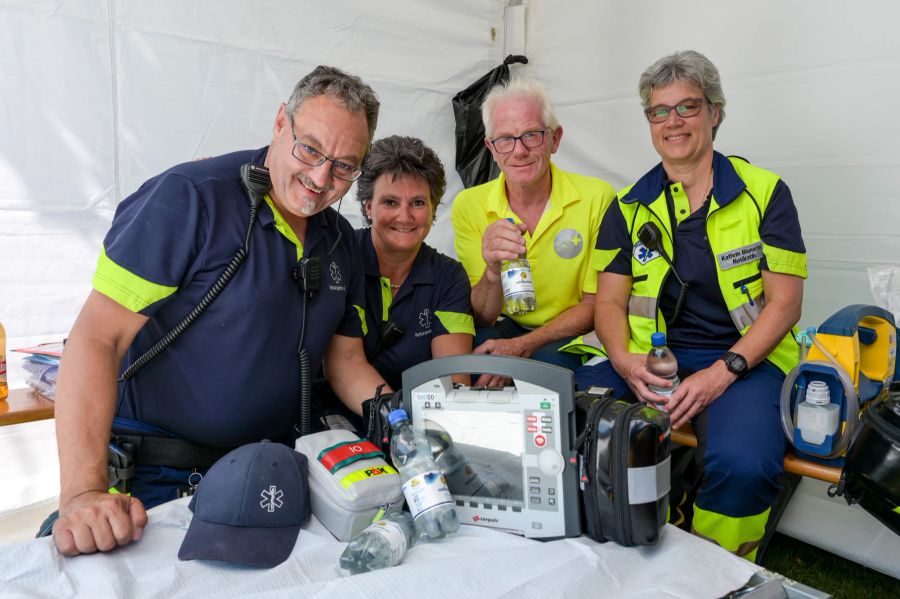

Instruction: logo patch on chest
[553,229,584,259]
[632,241,660,265]
[717,242,763,270]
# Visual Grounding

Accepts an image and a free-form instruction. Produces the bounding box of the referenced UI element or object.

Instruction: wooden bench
[0,388,55,426]
[671,423,841,484]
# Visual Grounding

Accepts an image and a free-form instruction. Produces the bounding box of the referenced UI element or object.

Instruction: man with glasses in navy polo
[51,66,390,556]
[451,78,616,383]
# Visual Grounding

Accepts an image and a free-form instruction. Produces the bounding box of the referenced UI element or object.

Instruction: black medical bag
[831,390,900,534]
[575,387,672,546]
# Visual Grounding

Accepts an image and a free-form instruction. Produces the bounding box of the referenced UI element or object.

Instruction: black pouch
[830,391,900,534]
[575,386,671,546]
[362,385,403,455]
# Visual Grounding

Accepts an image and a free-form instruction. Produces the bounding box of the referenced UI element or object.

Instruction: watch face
[727,352,748,375]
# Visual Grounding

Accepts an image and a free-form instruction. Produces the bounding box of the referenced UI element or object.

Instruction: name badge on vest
[633,241,660,265]
[717,241,763,270]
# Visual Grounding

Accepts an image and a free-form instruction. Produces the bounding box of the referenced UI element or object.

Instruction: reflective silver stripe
[730,293,765,330]
[581,331,603,350]
[628,295,657,319]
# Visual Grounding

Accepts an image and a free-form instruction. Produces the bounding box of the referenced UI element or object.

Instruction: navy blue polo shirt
[94,147,365,447]
[596,152,804,348]
[356,228,474,389]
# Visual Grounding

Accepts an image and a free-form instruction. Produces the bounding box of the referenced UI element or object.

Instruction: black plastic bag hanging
[452,55,528,189]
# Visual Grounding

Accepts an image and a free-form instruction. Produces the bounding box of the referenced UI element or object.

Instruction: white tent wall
[0,0,506,379]
[1,0,900,554]
[521,0,900,329]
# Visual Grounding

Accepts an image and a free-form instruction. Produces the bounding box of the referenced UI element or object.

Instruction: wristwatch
[720,351,749,379]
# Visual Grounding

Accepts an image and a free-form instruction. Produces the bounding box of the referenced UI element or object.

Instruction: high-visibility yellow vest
[594,156,807,374]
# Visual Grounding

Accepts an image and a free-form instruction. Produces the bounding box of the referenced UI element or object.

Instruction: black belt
[111,430,236,470]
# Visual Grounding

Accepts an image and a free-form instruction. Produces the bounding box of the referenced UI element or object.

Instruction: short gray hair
[286,65,380,143]
[355,136,447,225]
[639,50,726,139]
[481,78,560,139]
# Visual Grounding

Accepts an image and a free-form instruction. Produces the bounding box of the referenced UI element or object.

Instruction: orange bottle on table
[0,321,7,401]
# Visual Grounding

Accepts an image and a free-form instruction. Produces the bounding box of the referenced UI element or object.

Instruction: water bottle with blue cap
[388,409,459,541]
[647,332,679,407]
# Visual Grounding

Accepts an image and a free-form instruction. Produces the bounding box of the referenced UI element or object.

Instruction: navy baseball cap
[178,440,311,567]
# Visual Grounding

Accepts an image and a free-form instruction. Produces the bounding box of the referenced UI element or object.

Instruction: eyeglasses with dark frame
[287,114,363,182]
[489,129,548,154]
[644,97,707,124]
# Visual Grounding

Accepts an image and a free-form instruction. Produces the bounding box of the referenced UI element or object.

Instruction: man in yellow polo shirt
[451,77,615,376]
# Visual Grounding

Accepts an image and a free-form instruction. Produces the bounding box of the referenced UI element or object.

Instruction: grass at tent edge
[761,533,900,598]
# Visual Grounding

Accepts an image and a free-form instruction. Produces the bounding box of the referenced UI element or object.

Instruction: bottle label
[367,519,408,564]
[501,267,535,299]
[401,470,453,519]
[0,357,6,382]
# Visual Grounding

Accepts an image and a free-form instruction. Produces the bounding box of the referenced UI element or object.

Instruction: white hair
[481,78,560,138]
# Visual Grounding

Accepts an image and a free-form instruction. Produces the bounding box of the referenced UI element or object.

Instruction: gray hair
[481,78,560,139]
[286,65,380,143]
[639,50,726,139]
[355,136,447,225]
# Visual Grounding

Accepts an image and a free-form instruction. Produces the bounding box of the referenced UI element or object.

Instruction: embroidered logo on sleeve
[717,242,763,270]
[633,241,660,265]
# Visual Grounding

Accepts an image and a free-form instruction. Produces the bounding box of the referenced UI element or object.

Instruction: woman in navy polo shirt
[353,136,475,389]
[577,50,807,561]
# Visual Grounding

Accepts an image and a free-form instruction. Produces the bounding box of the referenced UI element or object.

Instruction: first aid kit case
[295,429,404,541]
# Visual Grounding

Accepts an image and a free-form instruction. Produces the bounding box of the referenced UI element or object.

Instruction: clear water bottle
[389,409,459,541]
[501,256,536,315]
[500,219,536,315]
[796,380,840,445]
[339,511,416,574]
[647,332,679,407]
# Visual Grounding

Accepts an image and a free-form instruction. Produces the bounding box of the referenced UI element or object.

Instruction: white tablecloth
[0,498,758,598]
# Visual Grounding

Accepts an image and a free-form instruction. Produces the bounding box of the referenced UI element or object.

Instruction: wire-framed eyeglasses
[489,129,548,154]
[644,98,707,124]
[288,115,363,181]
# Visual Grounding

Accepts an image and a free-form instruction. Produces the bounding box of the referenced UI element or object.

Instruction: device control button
[527,415,538,423]
[548,487,555,495]
[534,435,547,447]
[542,426,553,434]
[541,416,552,423]
[537,448,564,475]
[435,402,441,409]
[529,486,541,494]
[527,425,538,433]
[529,476,541,484]
[531,496,541,504]
[548,498,556,506]
[424,401,431,408]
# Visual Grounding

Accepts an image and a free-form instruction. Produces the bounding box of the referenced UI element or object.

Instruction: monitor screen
[422,408,524,505]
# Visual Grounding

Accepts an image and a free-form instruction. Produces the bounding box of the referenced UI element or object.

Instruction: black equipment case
[575,387,672,546]
[831,390,900,534]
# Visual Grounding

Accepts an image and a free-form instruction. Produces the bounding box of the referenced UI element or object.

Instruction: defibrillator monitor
[402,355,581,539]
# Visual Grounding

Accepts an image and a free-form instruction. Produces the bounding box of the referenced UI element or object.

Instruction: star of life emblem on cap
[259,485,284,512]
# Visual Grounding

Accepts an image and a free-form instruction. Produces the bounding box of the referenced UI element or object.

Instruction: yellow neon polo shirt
[451,162,616,329]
